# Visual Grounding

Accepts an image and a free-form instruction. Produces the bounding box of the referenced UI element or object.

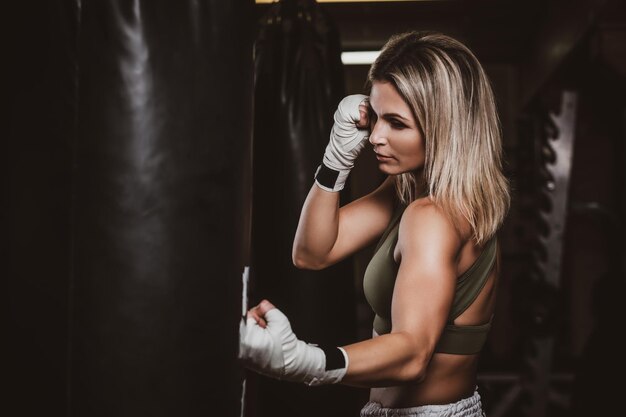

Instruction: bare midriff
[369,330,479,407]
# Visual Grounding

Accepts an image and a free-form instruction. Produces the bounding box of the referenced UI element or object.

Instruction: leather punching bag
[70,1,255,415]
[7,1,255,416]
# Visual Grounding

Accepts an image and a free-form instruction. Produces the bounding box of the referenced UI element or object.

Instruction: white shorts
[360,387,485,417]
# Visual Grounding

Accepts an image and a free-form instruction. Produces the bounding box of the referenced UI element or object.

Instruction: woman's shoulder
[395,197,464,263]
[399,197,470,244]
[401,197,452,230]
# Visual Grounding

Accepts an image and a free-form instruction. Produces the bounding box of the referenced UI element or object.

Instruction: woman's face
[368,80,425,175]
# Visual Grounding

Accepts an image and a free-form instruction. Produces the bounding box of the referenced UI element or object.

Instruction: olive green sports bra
[363,203,498,355]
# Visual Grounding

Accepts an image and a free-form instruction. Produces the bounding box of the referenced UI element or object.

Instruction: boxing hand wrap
[238,308,349,386]
[315,94,370,192]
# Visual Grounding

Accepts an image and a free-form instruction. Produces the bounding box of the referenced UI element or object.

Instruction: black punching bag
[7,1,255,415]
[8,1,253,416]
[249,1,360,416]
[69,1,255,415]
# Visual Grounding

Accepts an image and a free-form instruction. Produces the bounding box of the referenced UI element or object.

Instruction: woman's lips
[375,153,393,161]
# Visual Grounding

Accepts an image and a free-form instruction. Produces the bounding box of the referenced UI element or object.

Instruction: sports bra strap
[434,321,492,354]
[447,235,498,322]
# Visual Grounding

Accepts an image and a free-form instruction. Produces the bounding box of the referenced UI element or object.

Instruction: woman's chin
[376,162,400,175]
[376,163,390,173]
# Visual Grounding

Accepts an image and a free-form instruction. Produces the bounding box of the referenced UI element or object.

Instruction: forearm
[341,332,429,388]
[292,183,340,269]
[240,302,430,388]
[292,94,371,269]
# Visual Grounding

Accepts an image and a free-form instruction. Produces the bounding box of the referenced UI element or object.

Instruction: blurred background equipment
[248,0,359,416]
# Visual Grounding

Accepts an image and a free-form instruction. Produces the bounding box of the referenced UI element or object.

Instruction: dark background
[5,1,625,416]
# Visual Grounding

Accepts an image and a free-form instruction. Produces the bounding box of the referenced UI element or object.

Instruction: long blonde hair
[367,31,510,244]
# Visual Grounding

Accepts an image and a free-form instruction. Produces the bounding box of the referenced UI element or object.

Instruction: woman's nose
[369,123,387,147]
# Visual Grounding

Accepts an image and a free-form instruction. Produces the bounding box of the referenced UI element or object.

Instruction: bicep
[321,176,396,267]
[390,205,461,356]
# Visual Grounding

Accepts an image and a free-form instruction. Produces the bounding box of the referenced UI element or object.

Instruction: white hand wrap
[238,308,349,386]
[315,94,370,192]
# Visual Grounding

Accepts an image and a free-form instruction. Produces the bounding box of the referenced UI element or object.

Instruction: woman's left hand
[239,299,302,381]
[238,299,347,386]
[246,299,275,329]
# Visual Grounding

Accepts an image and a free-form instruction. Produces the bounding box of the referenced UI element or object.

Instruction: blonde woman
[239,31,510,417]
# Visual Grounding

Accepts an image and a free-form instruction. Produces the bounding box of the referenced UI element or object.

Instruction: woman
[239,31,510,417]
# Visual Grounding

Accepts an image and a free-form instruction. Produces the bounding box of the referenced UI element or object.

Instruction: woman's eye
[390,120,405,129]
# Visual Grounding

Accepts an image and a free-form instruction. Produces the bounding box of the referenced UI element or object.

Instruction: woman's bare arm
[339,201,462,387]
[292,175,396,270]
[243,201,461,387]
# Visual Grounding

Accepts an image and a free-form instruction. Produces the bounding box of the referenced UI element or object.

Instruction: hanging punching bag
[69,1,254,416]
[249,1,360,416]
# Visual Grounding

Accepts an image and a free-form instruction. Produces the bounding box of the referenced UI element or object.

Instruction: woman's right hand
[322,94,371,172]
[314,94,370,192]
[355,98,370,129]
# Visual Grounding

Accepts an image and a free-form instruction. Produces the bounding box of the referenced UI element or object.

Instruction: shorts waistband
[360,387,483,417]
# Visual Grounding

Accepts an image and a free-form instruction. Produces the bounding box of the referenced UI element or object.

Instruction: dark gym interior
[6,0,625,416]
